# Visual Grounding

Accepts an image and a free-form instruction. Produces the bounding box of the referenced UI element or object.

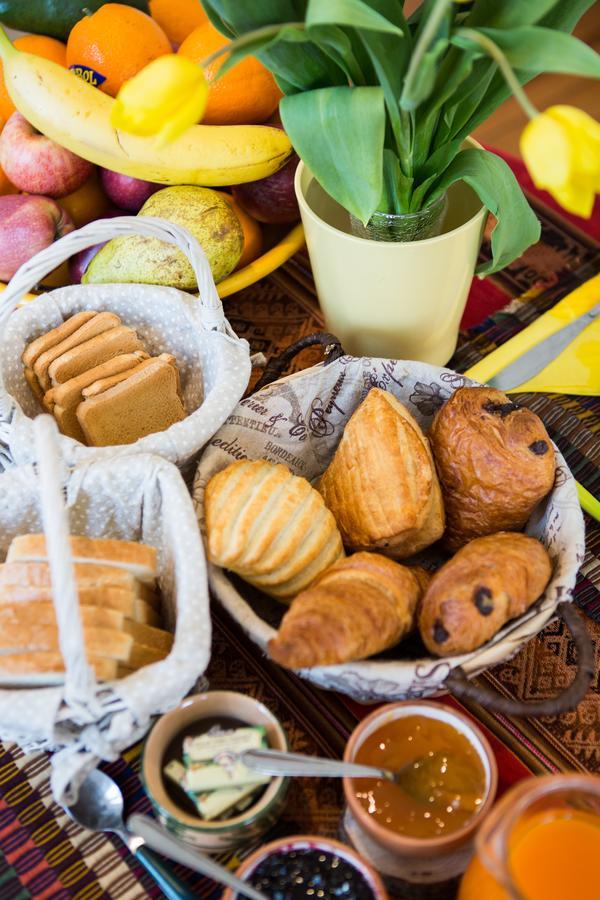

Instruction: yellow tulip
[110,54,209,147]
[520,105,600,218]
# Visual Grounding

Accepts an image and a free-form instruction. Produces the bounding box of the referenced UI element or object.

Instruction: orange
[0,35,67,120]
[220,193,263,270]
[178,20,282,125]
[58,171,110,227]
[66,3,171,98]
[149,0,208,46]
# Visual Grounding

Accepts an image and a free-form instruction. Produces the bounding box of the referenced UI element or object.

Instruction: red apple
[0,194,74,281]
[68,206,127,284]
[100,168,162,212]
[232,151,300,224]
[0,112,94,198]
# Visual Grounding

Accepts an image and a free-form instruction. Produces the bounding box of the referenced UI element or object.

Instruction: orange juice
[460,806,600,900]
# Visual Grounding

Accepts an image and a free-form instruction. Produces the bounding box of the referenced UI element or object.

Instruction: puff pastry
[429,386,556,550]
[268,552,429,668]
[318,388,444,558]
[419,532,552,656]
[205,460,344,601]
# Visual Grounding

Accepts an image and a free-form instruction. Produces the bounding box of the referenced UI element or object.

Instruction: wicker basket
[0,416,210,804]
[0,216,251,470]
[193,335,593,716]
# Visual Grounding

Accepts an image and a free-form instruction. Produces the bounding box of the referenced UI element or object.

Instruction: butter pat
[183,726,266,763]
[196,782,265,820]
[184,759,269,793]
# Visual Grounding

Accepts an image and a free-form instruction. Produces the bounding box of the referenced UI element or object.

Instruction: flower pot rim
[295,137,487,249]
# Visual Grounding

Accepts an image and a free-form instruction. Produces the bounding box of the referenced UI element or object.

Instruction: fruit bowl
[0,221,305,305]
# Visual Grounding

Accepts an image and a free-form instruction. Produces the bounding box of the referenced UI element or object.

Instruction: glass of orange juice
[459,775,600,900]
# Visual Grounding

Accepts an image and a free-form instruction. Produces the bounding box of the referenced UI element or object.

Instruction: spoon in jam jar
[242,749,481,812]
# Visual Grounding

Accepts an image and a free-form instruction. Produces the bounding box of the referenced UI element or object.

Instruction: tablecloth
[0,154,598,899]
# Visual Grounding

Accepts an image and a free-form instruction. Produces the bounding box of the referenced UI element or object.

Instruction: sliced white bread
[0,561,159,607]
[0,652,134,686]
[6,536,157,584]
[0,586,160,626]
[0,623,168,667]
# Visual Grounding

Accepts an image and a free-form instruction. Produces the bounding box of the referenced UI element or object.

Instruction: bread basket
[0,216,251,470]
[193,335,593,715]
[0,416,210,804]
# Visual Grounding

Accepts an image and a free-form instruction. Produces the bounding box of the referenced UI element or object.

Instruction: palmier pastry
[268,552,429,668]
[318,388,444,558]
[429,386,556,550]
[419,532,552,656]
[205,460,344,601]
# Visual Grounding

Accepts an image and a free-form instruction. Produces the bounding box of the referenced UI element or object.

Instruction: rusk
[269,553,427,668]
[33,312,122,391]
[81,354,176,399]
[318,388,445,558]
[47,325,145,386]
[77,358,186,447]
[6,535,157,583]
[205,460,344,601]
[22,310,96,368]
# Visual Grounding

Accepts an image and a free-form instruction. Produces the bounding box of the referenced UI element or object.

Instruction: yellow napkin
[465,273,600,396]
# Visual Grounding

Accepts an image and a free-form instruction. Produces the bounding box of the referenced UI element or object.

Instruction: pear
[84,186,243,288]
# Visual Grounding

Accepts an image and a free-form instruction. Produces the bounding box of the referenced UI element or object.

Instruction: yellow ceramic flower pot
[295,155,488,365]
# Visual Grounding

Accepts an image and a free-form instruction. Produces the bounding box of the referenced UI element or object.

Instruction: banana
[0,30,292,185]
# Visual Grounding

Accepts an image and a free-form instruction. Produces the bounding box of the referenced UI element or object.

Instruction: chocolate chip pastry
[419,532,552,656]
[429,386,556,551]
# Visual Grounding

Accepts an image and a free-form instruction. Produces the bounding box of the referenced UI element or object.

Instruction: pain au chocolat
[429,386,556,551]
[205,460,344,601]
[318,388,444,558]
[419,532,552,656]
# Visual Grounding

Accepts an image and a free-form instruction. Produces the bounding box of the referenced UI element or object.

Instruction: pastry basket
[0,216,252,471]
[193,335,593,715]
[0,416,211,805]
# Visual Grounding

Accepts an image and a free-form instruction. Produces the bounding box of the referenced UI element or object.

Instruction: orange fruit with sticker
[66,3,171,97]
[177,20,282,125]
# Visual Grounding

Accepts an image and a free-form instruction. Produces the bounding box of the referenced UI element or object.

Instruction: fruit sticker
[69,64,106,88]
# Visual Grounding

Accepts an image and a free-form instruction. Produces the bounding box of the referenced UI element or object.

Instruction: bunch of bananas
[0,27,292,185]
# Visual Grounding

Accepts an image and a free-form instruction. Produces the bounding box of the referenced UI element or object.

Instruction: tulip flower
[520,105,600,218]
[110,54,209,147]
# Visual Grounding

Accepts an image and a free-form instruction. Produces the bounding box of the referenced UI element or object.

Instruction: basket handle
[0,215,224,330]
[34,416,96,707]
[254,332,345,391]
[444,602,594,717]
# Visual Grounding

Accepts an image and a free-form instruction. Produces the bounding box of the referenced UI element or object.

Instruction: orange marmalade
[352,715,486,839]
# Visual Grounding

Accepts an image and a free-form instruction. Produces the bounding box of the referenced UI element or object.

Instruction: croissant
[429,386,556,551]
[268,552,429,668]
[419,532,552,656]
[318,388,444,558]
[205,460,344,601]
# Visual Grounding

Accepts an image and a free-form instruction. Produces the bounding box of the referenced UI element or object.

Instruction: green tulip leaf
[425,148,540,275]
[453,26,600,77]
[466,0,560,29]
[306,0,404,35]
[280,85,386,223]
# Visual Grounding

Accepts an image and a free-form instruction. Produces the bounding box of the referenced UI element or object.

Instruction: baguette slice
[0,652,134,686]
[0,586,160,626]
[0,623,168,666]
[6,535,157,583]
[47,325,145,387]
[34,312,122,391]
[77,358,186,447]
[0,602,172,650]
[0,560,159,606]
[22,311,97,368]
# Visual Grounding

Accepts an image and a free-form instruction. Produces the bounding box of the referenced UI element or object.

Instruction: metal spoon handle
[133,845,199,900]
[242,748,393,781]
[128,814,269,900]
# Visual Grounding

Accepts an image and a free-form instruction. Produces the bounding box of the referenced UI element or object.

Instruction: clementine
[59,170,110,227]
[149,0,208,46]
[220,192,263,269]
[177,20,282,125]
[66,3,172,97]
[0,35,67,121]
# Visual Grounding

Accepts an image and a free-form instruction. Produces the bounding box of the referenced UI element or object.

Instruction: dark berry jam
[244,847,375,899]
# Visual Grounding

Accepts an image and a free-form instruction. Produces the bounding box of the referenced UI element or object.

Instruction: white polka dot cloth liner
[193,355,585,704]
[0,416,211,806]
[0,216,252,470]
